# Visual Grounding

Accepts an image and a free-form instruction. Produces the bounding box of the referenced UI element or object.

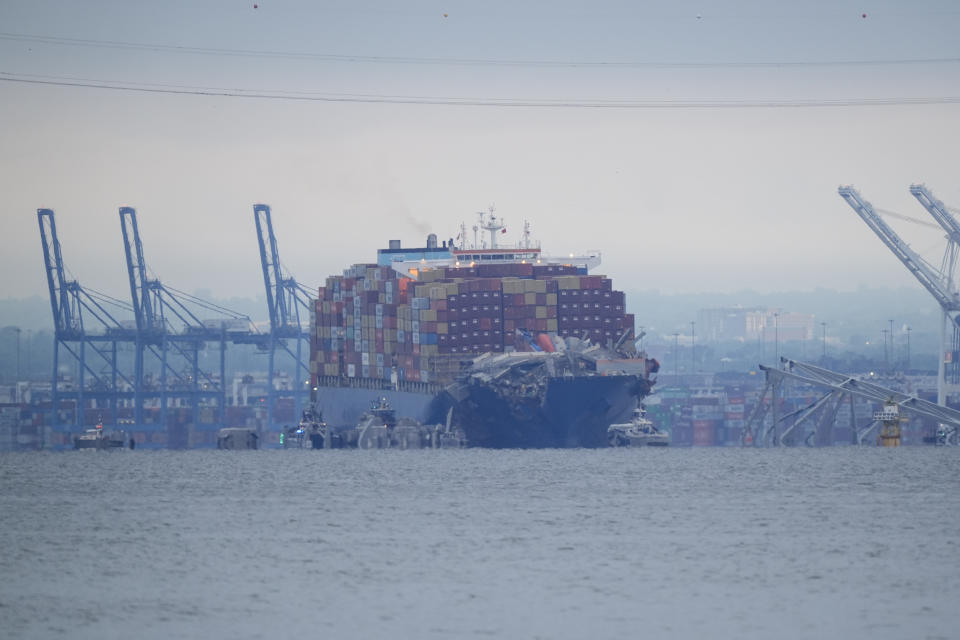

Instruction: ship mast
[480,205,503,249]
[472,212,481,249]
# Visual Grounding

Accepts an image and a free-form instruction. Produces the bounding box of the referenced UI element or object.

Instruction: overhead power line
[2,31,960,69]
[2,72,959,108]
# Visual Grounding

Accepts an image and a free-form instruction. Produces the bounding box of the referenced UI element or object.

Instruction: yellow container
[502,279,524,294]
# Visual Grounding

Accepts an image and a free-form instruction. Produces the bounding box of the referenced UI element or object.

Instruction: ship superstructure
[378,210,601,281]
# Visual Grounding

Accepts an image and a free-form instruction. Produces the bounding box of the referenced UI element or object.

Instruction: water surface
[1,447,957,639]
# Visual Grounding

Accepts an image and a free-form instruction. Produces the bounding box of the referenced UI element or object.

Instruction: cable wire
[3,72,959,108]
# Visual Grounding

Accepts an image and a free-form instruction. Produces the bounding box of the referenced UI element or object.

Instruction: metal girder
[763,358,960,438]
[778,391,837,446]
[856,420,881,446]
[742,375,780,446]
[813,391,846,446]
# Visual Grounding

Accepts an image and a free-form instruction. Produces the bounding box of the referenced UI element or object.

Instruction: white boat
[74,419,127,450]
[608,406,669,447]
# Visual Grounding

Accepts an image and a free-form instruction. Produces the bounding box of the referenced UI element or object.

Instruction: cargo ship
[310,211,657,447]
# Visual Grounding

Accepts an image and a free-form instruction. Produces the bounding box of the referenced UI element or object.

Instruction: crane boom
[910,184,960,245]
[252,203,312,432]
[254,204,288,331]
[838,185,959,313]
[37,209,74,335]
[119,207,159,333]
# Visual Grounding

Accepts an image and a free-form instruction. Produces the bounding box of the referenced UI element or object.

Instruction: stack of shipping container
[311,263,635,388]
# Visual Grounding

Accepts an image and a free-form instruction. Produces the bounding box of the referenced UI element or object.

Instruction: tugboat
[608,405,669,447]
[297,404,342,449]
[433,408,468,448]
[74,417,127,450]
[216,427,259,450]
[349,397,467,449]
[354,396,397,449]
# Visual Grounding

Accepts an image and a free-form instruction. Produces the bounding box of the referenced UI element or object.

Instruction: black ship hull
[438,374,645,448]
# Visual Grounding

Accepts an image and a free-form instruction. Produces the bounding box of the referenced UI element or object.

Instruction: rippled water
[1,447,958,640]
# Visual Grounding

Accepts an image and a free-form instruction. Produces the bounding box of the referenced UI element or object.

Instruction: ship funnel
[389,239,401,249]
[427,233,438,249]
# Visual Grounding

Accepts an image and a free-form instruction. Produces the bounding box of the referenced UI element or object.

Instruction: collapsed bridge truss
[743,358,960,446]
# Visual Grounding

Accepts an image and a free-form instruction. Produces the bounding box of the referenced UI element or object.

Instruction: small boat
[608,405,669,447]
[355,396,396,449]
[351,397,467,449]
[294,404,342,449]
[216,427,259,450]
[74,419,127,450]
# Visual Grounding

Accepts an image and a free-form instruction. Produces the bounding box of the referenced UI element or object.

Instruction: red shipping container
[693,422,716,446]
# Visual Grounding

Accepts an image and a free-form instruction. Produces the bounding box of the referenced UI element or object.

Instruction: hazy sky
[2,0,959,306]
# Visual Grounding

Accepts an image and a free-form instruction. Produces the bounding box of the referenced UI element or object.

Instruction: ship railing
[315,375,444,395]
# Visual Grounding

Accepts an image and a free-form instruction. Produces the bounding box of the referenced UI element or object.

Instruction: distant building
[698,307,814,342]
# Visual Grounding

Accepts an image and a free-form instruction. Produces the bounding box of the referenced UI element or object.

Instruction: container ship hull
[440,373,644,448]
[311,370,646,448]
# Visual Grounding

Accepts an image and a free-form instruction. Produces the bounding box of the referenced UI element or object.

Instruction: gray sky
[2,0,959,304]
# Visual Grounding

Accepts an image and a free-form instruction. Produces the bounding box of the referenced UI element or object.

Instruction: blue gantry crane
[37,208,137,438]
[38,204,301,448]
[253,204,313,429]
[119,206,263,446]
